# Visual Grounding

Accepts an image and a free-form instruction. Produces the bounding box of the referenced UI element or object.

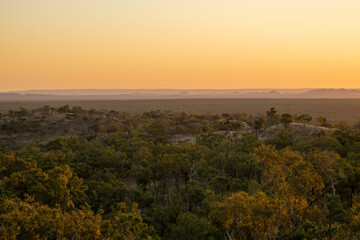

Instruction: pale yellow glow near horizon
[1,0,360,91]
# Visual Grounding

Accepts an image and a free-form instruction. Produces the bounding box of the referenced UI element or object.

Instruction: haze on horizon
[1,0,360,91]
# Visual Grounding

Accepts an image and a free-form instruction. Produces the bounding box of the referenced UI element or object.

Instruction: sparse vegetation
[1,98,360,124]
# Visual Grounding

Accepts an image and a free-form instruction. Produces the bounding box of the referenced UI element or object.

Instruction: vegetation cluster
[1,105,360,239]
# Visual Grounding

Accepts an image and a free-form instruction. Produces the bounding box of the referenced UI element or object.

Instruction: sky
[1,0,360,91]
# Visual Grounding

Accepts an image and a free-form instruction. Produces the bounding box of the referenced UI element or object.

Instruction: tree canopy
[0,106,360,239]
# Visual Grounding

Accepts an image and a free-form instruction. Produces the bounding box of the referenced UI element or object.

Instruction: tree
[101,203,158,239]
[167,213,217,240]
[280,113,293,128]
[254,117,266,135]
[0,198,158,240]
[0,153,87,209]
[296,114,312,127]
[0,197,102,240]
[307,151,344,196]
[317,116,331,128]
[252,145,325,238]
[58,105,71,113]
[211,191,276,240]
[128,165,153,186]
[180,180,204,213]
[266,107,279,129]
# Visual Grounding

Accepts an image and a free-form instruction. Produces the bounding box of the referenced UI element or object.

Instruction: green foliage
[1,106,360,239]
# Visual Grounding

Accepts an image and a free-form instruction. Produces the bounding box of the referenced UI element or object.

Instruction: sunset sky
[1,0,360,91]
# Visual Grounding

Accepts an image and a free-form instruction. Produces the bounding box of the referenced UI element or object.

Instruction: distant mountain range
[1,89,360,100]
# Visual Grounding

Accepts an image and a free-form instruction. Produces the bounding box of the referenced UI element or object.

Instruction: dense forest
[1,105,360,239]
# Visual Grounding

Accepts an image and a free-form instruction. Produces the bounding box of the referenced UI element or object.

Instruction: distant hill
[1,88,360,100]
[298,89,360,98]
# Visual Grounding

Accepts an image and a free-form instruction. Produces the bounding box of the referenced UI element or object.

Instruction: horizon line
[3,87,360,93]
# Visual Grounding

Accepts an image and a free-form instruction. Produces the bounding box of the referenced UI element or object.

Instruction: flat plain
[1,98,360,124]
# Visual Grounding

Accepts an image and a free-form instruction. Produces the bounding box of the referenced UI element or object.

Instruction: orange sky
[1,0,360,91]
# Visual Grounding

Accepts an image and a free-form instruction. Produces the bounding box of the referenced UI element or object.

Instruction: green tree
[296,114,312,127]
[280,113,293,128]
